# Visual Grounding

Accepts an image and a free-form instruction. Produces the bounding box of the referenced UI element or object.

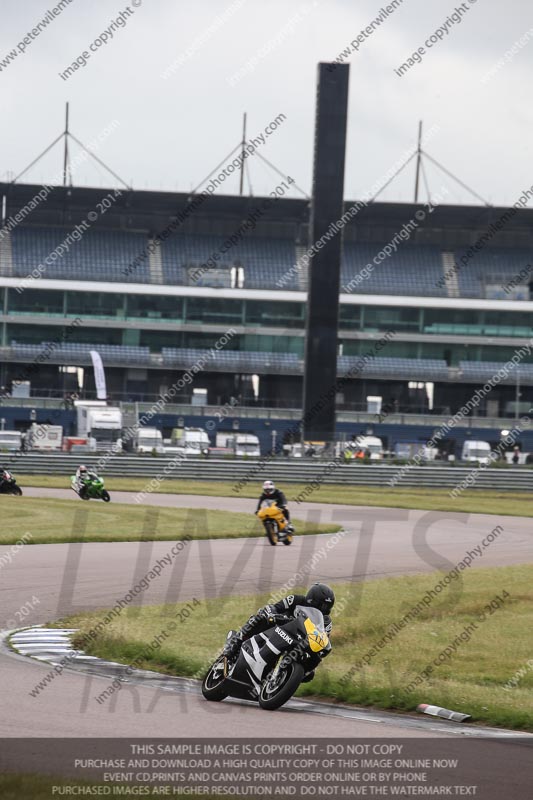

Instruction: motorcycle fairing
[224,619,301,700]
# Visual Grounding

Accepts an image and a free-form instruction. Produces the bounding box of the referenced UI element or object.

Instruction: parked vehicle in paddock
[26,423,63,451]
[461,440,491,465]
[217,432,261,457]
[202,606,331,710]
[167,427,210,456]
[343,435,384,460]
[134,426,165,454]
[0,470,23,496]
[257,503,293,546]
[76,402,123,453]
[70,472,111,502]
[0,431,22,452]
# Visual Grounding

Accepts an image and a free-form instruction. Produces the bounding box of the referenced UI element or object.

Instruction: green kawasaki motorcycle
[70,473,111,502]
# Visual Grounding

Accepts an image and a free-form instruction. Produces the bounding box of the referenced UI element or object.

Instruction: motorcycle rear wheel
[259,661,304,710]
[202,657,229,701]
[265,520,278,546]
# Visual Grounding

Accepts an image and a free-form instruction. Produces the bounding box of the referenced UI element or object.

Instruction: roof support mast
[63,101,70,187]
[239,112,247,196]
[414,119,422,203]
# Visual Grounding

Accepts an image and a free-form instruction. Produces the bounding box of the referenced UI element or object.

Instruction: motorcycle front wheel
[202,657,229,701]
[101,490,111,502]
[12,485,22,496]
[259,661,304,710]
[264,520,278,546]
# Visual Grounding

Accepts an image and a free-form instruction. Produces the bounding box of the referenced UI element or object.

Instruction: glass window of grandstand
[8,324,60,344]
[242,334,304,356]
[341,340,420,358]
[6,324,121,345]
[480,344,533,364]
[423,309,483,336]
[339,305,361,330]
[363,306,420,332]
[424,309,533,338]
[66,326,122,345]
[127,294,184,321]
[8,288,64,316]
[66,291,123,319]
[186,297,242,325]
[245,300,304,328]
[483,310,533,338]
[140,330,241,351]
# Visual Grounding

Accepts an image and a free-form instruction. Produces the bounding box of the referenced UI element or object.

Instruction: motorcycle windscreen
[294,606,330,652]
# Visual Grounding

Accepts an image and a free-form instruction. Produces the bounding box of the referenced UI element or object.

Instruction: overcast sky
[0,0,531,207]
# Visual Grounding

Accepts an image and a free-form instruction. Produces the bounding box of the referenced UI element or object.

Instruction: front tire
[202,657,229,701]
[101,490,111,502]
[79,487,89,500]
[12,485,22,496]
[259,661,304,710]
[265,520,278,546]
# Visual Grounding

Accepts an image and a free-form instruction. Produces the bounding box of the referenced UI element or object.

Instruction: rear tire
[101,490,111,502]
[202,657,229,701]
[283,534,292,545]
[259,661,304,710]
[265,520,278,546]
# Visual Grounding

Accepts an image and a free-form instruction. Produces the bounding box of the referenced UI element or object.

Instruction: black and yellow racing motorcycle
[202,606,330,710]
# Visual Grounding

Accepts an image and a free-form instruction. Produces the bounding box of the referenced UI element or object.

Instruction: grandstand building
[1,181,533,452]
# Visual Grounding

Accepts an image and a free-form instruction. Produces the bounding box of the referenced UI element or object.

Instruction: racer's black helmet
[306,583,335,614]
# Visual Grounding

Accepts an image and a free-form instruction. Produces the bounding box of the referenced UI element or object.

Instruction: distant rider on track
[74,464,97,493]
[255,480,294,532]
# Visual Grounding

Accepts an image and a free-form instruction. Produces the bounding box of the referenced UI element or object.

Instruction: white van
[169,427,210,456]
[461,440,491,464]
[27,423,63,451]
[134,427,165,455]
[0,430,22,451]
[343,435,384,460]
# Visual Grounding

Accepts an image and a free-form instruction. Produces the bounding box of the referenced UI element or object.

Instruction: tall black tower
[302,62,350,443]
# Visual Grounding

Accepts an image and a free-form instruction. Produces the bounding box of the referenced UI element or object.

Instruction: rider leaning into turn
[74,464,97,491]
[224,582,335,664]
[255,480,294,533]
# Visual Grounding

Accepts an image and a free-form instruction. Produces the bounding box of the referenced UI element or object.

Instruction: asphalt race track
[1,489,533,795]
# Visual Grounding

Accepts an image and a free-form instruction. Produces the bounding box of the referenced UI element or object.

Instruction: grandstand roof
[2,182,533,245]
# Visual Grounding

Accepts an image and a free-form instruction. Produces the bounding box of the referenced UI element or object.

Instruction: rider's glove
[246,607,272,629]
[224,631,243,657]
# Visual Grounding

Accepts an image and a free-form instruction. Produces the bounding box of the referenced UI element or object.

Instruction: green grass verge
[15,474,533,517]
[0,775,235,800]
[0,496,339,545]
[55,564,533,731]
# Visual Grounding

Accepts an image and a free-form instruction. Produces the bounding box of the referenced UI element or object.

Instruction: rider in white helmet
[255,480,294,533]
[74,464,97,492]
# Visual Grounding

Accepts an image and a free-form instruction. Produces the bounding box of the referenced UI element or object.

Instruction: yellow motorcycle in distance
[257,503,293,546]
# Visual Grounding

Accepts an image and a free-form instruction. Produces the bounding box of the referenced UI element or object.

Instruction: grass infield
[0,775,230,800]
[55,564,533,731]
[13,474,533,517]
[0,496,339,545]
